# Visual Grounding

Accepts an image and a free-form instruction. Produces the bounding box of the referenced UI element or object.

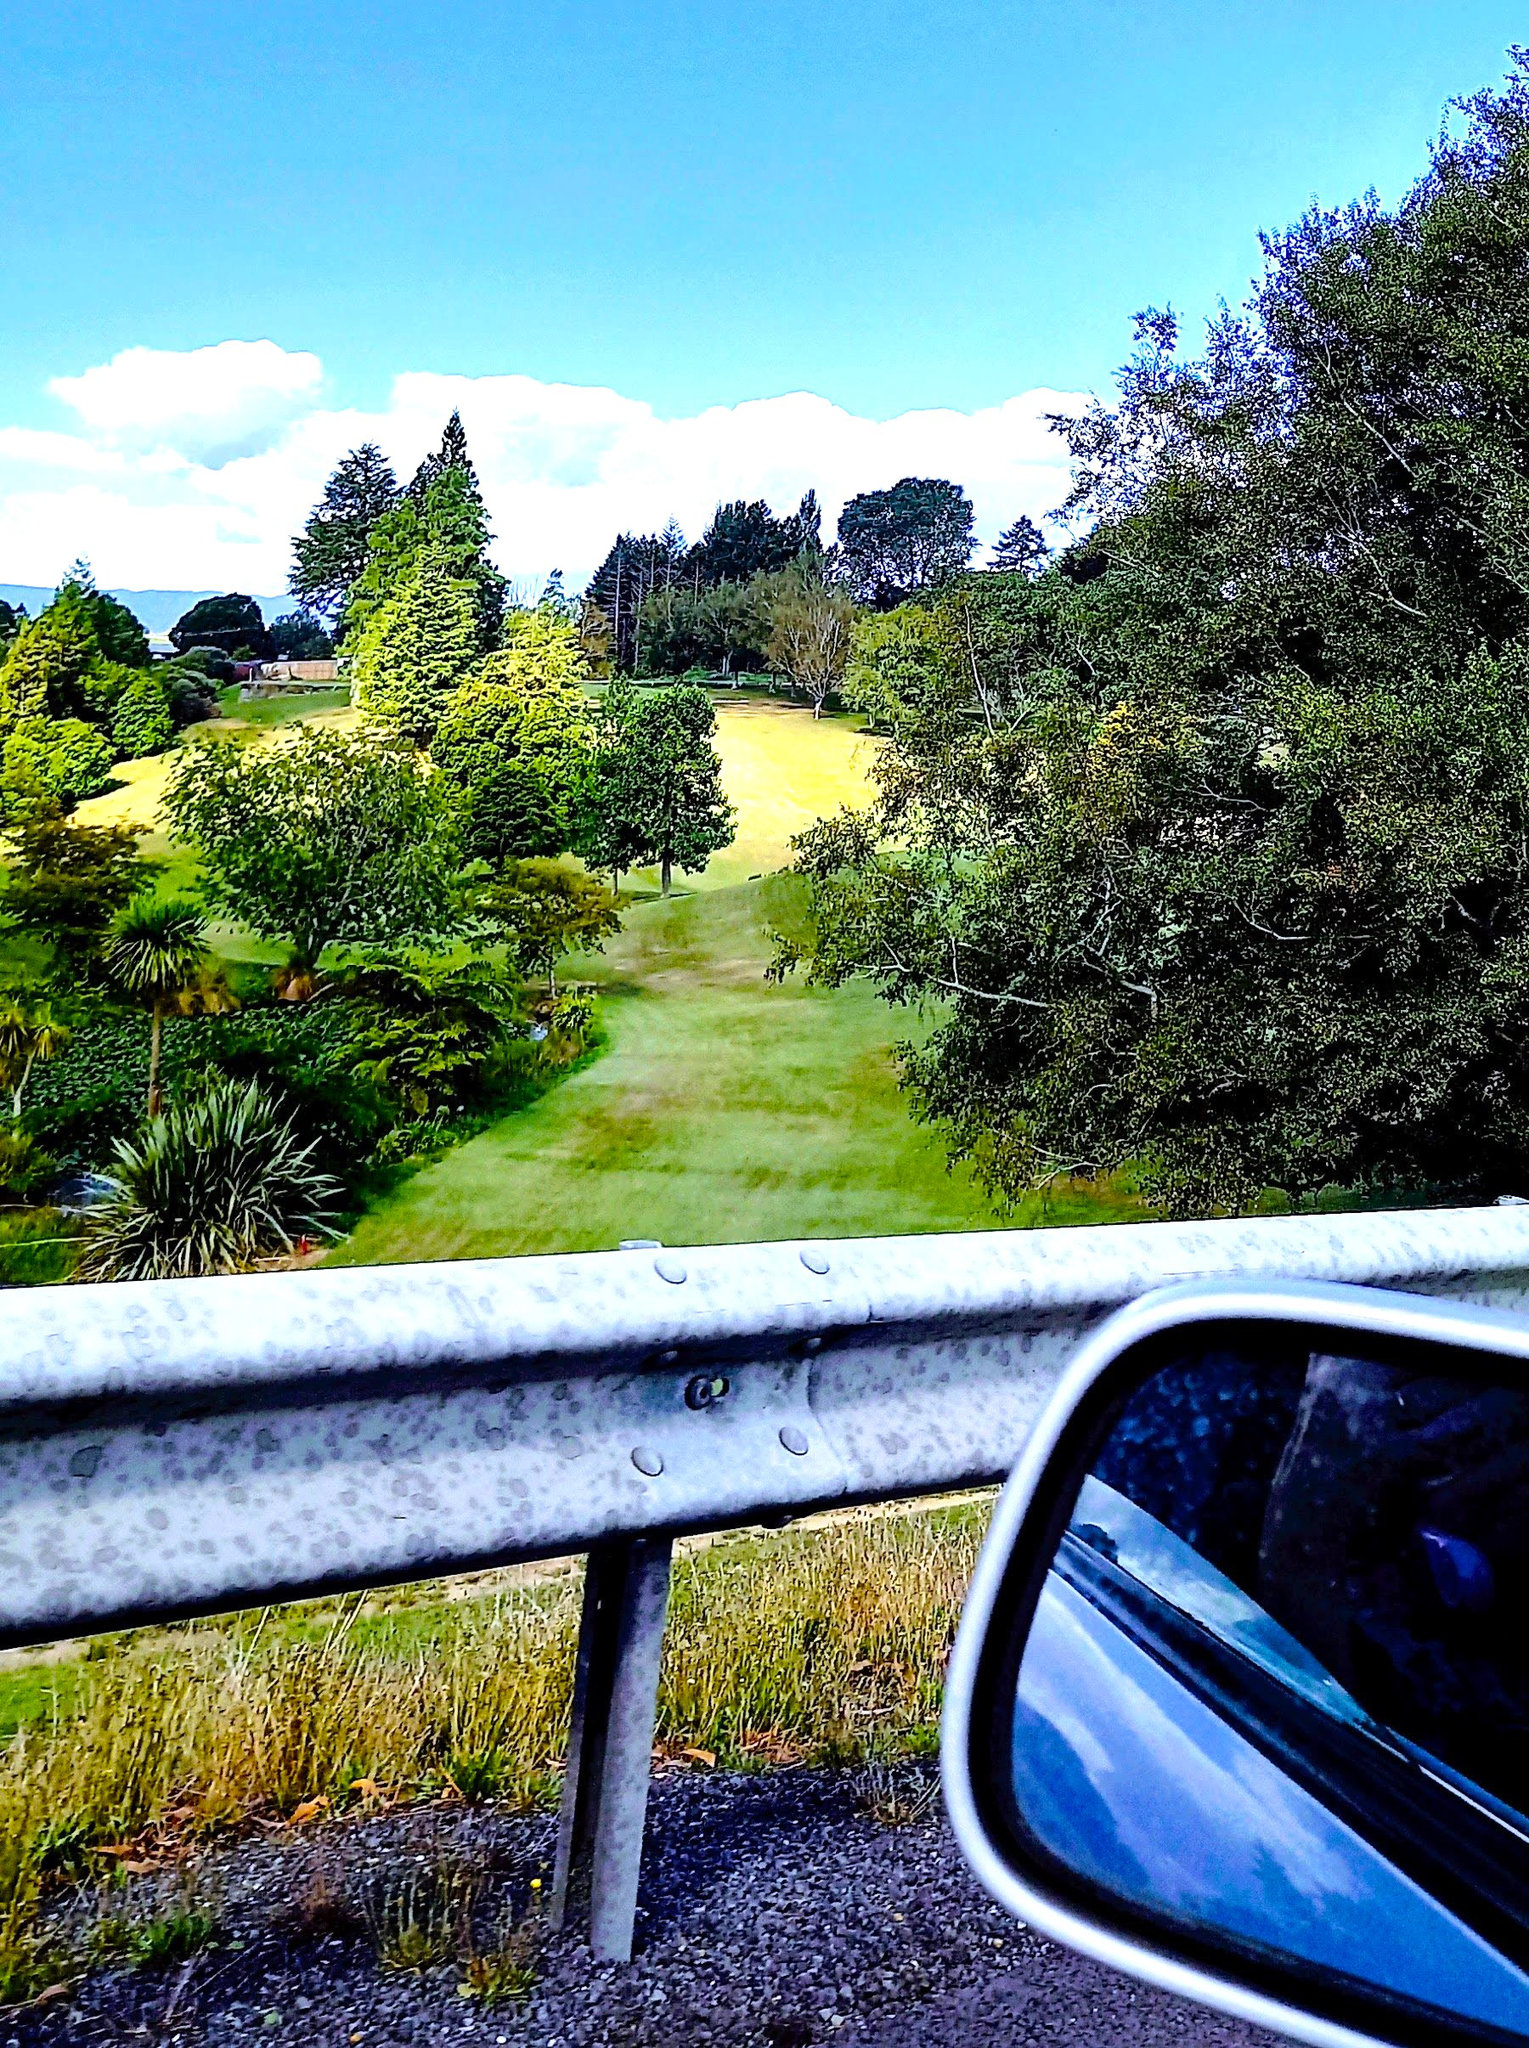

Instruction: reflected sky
[1015,1571,1529,2034]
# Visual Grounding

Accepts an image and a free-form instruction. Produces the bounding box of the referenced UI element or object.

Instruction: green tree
[0,811,149,977]
[987,516,1049,575]
[0,601,97,732]
[586,530,688,673]
[105,896,210,1116]
[165,725,462,976]
[637,577,768,679]
[52,563,151,668]
[461,764,568,861]
[478,859,622,994]
[289,442,400,622]
[0,997,71,1119]
[780,58,1529,1215]
[431,608,592,839]
[340,495,424,646]
[169,594,272,659]
[111,672,175,759]
[835,477,975,607]
[624,683,736,894]
[683,499,800,588]
[572,674,653,886]
[350,543,480,745]
[368,411,509,651]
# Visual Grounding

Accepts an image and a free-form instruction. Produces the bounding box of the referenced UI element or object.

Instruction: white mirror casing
[943,1279,1529,2048]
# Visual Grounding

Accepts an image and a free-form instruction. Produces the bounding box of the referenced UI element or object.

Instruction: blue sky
[0,1,1523,590]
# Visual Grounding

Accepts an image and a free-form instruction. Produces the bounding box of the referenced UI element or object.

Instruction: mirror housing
[943,1279,1529,2048]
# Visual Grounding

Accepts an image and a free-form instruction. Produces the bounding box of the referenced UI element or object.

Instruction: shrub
[2,717,116,807]
[159,664,220,726]
[0,1128,55,1202]
[176,646,237,684]
[461,762,567,861]
[110,673,174,759]
[21,1001,387,1185]
[77,1075,340,1281]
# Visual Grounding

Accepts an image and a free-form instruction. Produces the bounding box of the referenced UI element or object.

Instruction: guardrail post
[550,1534,674,1961]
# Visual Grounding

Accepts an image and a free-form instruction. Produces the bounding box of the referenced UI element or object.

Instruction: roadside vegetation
[0,1503,982,1999]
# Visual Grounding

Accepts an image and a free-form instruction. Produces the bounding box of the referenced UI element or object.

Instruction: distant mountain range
[0,586,298,637]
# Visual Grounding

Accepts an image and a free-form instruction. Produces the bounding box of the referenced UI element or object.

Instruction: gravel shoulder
[14,1768,1278,2048]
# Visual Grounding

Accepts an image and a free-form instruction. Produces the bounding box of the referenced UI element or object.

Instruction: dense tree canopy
[835,478,975,607]
[350,543,480,746]
[432,609,593,859]
[169,594,272,659]
[586,528,688,674]
[165,726,462,973]
[289,442,400,622]
[780,58,1529,1215]
[270,611,336,660]
[340,416,506,653]
[684,499,803,588]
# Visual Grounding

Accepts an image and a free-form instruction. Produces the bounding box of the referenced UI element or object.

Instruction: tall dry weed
[0,1502,985,1984]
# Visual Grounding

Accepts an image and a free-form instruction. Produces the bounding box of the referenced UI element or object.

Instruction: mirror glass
[1007,1338,1529,2039]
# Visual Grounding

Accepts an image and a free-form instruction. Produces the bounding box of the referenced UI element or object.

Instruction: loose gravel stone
[15,1769,1278,2047]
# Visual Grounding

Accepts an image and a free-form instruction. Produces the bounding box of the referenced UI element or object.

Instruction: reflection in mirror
[1009,1343,1529,2038]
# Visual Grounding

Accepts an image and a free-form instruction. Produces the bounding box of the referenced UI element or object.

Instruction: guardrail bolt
[778,1426,809,1456]
[630,1446,665,1477]
[799,1249,831,1275]
[654,1256,688,1285]
[684,1373,730,1411]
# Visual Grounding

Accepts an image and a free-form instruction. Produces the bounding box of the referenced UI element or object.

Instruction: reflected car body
[1014,1476,1529,2034]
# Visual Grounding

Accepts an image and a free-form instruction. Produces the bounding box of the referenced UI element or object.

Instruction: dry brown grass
[0,1502,986,1998]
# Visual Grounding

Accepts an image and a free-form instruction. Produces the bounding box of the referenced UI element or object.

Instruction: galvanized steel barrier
[6,1208,1529,1956]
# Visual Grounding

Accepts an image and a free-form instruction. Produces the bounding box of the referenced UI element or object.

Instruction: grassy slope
[335,703,1139,1264]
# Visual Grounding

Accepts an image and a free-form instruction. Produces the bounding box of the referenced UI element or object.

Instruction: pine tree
[988,515,1049,576]
[351,543,479,746]
[290,443,400,624]
[396,412,506,648]
[789,489,823,558]
[586,530,687,672]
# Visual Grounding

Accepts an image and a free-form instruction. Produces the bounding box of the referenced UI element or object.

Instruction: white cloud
[0,341,1086,597]
[49,341,325,466]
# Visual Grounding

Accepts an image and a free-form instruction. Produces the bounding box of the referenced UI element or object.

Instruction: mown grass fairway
[654,694,879,891]
[334,877,1140,1263]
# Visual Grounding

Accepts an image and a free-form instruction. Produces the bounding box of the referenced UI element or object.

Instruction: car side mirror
[943,1280,1529,2048]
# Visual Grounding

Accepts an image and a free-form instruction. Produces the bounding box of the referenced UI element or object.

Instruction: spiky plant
[104,897,209,1115]
[0,996,71,1119]
[78,1076,339,1281]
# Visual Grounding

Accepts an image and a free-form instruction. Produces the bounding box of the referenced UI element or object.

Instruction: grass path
[334,882,1138,1264]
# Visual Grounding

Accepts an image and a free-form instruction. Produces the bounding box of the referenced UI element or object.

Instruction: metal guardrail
[6,1208,1529,1956]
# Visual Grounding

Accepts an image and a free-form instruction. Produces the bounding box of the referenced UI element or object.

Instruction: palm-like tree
[0,997,72,1119]
[105,897,209,1117]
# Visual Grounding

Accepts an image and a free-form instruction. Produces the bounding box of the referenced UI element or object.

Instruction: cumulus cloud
[49,340,325,466]
[0,341,1087,597]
